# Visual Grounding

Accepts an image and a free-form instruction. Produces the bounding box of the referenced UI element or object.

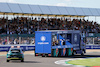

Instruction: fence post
[93,38,94,45]
[19,37,21,44]
[7,36,9,45]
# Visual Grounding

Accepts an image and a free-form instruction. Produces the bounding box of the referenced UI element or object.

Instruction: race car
[6,46,24,62]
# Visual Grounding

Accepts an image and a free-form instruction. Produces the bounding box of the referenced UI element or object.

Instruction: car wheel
[7,60,10,62]
[21,59,24,62]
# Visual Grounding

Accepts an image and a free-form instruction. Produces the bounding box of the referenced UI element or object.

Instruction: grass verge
[66,58,100,66]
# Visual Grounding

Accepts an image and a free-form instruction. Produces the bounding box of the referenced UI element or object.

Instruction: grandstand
[0,2,100,49]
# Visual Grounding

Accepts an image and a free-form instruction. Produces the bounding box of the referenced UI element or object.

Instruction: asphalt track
[0,52,100,67]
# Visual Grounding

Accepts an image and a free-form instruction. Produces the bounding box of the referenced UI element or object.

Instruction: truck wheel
[35,53,37,56]
[42,55,45,57]
[81,51,84,56]
[7,60,10,62]
[35,53,36,56]
[72,51,76,56]
[42,54,45,57]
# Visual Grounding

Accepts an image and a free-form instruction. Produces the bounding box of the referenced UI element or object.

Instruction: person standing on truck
[55,39,59,45]
[61,39,65,45]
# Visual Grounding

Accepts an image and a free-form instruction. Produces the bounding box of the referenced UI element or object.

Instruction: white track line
[55,58,86,67]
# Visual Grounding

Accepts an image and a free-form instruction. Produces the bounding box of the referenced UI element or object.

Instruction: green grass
[66,58,100,66]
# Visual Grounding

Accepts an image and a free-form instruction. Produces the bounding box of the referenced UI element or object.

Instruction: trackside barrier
[0,45,35,52]
[0,45,99,52]
[86,45,100,49]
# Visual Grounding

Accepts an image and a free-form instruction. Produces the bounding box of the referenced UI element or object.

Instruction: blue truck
[35,30,86,57]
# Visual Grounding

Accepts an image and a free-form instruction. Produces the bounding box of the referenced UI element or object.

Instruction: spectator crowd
[0,17,100,34]
[0,17,100,45]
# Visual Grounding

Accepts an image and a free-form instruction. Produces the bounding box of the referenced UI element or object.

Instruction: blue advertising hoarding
[86,45,100,49]
[0,45,35,52]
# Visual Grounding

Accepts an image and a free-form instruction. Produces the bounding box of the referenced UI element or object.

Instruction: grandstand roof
[0,2,100,17]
